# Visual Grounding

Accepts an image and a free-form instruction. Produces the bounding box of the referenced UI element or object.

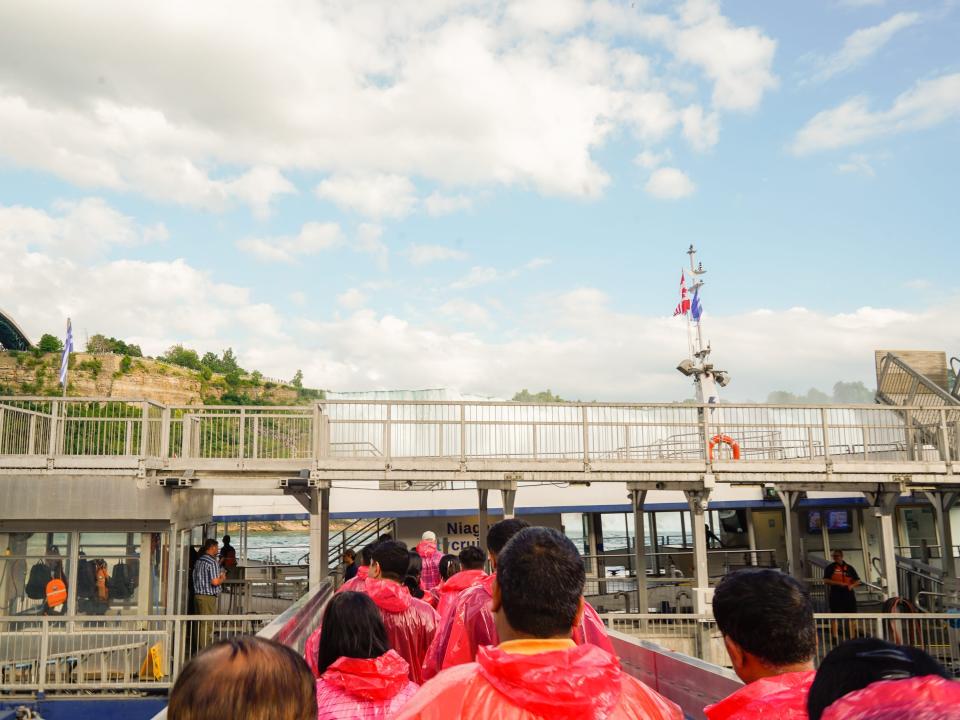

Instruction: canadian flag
[673,272,690,316]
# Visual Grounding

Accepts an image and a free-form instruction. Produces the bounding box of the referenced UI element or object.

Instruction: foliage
[766,380,875,404]
[250,370,262,386]
[87,334,143,357]
[37,333,64,353]
[224,369,242,388]
[162,345,202,370]
[77,358,104,379]
[291,369,304,389]
[119,355,133,374]
[200,348,243,374]
[512,388,564,403]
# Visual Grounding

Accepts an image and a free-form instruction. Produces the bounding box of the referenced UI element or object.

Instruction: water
[245,533,309,565]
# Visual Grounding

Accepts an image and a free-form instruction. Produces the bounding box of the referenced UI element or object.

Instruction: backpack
[45,578,67,608]
[26,561,52,600]
[108,563,134,599]
[77,558,96,599]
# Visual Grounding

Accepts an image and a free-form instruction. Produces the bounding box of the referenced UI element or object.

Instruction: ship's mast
[677,245,730,402]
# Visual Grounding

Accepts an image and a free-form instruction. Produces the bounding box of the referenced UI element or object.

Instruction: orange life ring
[709,434,740,460]
[45,578,67,608]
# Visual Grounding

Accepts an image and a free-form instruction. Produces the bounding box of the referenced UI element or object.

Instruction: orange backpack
[46,578,68,608]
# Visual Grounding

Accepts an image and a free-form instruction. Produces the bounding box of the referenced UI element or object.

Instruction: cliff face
[0,352,304,406]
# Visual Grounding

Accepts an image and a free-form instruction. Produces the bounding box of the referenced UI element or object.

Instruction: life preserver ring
[709,434,740,460]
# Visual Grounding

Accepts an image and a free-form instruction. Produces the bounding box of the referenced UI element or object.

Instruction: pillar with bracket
[627,484,649,615]
[290,477,332,589]
[864,486,902,599]
[924,490,958,578]
[476,477,519,556]
[684,482,713,614]
[776,488,806,582]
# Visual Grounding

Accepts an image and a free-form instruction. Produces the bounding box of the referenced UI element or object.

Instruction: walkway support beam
[865,487,902,599]
[293,482,331,589]
[684,482,713,614]
[776,488,806,582]
[477,478,519,556]
[627,485,648,614]
[924,490,959,578]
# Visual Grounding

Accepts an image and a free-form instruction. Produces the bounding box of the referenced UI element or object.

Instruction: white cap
[422,530,437,542]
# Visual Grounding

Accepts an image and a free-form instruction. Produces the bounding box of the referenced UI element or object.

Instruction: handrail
[877,353,960,407]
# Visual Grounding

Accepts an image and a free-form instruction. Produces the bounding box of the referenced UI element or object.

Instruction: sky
[0,0,958,402]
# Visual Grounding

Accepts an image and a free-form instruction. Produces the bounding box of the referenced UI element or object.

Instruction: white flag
[59,318,73,387]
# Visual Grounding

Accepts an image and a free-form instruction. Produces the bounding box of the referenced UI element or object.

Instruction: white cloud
[451,266,501,290]
[337,288,367,310]
[0,197,166,260]
[836,153,876,177]
[644,167,696,199]
[237,222,343,264]
[316,174,417,219]
[289,291,307,307]
[673,0,778,111]
[525,258,552,270]
[423,192,473,216]
[356,223,389,271]
[634,149,672,169]
[809,12,920,83]
[680,105,720,151]
[791,73,960,154]
[0,1,778,206]
[406,244,468,266]
[903,278,932,291]
[438,299,495,329]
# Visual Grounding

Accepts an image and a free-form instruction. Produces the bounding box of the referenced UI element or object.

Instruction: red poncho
[416,541,443,591]
[435,573,614,674]
[315,650,419,720]
[394,639,683,720]
[338,565,369,594]
[421,569,487,679]
[704,670,814,720]
[821,675,960,720]
[364,578,439,685]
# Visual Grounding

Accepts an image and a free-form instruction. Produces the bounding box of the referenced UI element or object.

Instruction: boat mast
[677,245,730,403]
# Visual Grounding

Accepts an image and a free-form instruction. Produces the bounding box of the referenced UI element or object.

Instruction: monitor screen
[807,511,822,533]
[808,509,852,533]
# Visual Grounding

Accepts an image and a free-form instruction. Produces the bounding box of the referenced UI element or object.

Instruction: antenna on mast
[675,245,730,402]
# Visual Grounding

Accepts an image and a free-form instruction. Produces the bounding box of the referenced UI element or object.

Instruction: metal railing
[2,397,956,471]
[603,612,960,678]
[0,613,272,694]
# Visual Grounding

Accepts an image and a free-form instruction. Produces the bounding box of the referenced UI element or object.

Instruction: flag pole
[60,317,73,399]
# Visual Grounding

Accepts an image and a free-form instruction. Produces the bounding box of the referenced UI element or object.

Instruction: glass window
[0,532,72,616]
[77,532,141,615]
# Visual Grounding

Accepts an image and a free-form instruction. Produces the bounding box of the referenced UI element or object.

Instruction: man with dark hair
[432,545,488,622]
[191,538,226,649]
[425,518,613,678]
[342,548,358,582]
[808,637,957,720]
[396,527,682,719]
[364,540,439,684]
[705,568,817,719]
[338,542,377,594]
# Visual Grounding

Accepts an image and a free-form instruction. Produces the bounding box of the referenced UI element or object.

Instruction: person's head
[222,535,231,545]
[807,638,949,720]
[168,636,315,720]
[486,518,530,569]
[458,545,486,571]
[421,530,436,544]
[439,554,460,580]
[201,538,219,556]
[492,526,584,641]
[831,549,844,564]
[317,592,390,676]
[403,551,425,598]
[713,568,815,684]
[371,541,410,582]
[343,549,355,565]
[359,543,378,567]
[377,533,393,544]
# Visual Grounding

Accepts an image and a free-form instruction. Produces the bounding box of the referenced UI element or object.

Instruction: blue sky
[0,0,957,401]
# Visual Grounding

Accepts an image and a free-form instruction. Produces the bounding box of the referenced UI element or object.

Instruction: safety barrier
[2,397,955,471]
[0,614,272,694]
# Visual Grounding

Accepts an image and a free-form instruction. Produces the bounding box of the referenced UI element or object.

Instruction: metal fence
[603,612,960,677]
[0,614,272,693]
[2,397,956,469]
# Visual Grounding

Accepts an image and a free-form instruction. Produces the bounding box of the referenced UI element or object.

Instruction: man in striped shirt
[192,538,226,648]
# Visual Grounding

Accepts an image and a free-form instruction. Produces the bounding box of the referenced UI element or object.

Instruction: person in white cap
[416,531,442,592]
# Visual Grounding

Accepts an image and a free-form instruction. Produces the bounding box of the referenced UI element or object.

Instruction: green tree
[832,381,875,404]
[163,345,202,370]
[37,333,64,353]
[512,388,564,403]
[291,369,304,389]
[87,334,142,356]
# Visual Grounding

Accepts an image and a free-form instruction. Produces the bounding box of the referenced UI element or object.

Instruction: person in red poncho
[395,526,682,720]
[416,531,443,592]
[435,546,487,619]
[705,568,817,720]
[807,637,957,720]
[425,518,614,680]
[314,591,418,720]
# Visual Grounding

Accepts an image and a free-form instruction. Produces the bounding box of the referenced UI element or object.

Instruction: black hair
[372,541,410,581]
[343,549,355,560]
[403,551,425,599]
[222,535,231,544]
[496,526,584,638]
[458,546,486,570]
[360,543,378,566]
[377,533,393,544]
[439,554,460,580]
[713,568,815,667]
[316,592,389,677]
[201,538,219,554]
[487,518,531,555]
[807,638,949,720]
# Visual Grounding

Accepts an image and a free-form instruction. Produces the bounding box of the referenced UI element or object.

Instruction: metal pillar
[684,488,711,614]
[502,487,517,519]
[777,489,805,581]
[924,491,959,578]
[477,478,519,555]
[865,489,901,599]
[478,487,490,556]
[745,509,758,566]
[650,512,661,576]
[307,487,331,588]
[628,487,649,614]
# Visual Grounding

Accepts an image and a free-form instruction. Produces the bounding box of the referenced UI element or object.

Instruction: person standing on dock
[706,569,816,720]
[416,531,443,592]
[193,538,227,649]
